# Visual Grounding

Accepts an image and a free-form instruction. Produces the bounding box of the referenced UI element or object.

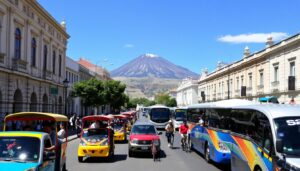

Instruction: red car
[128,122,162,157]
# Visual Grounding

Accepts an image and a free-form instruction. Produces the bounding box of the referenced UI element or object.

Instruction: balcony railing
[43,70,52,80]
[0,53,5,64]
[257,85,264,89]
[271,81,280,87]
[12,58,27,72]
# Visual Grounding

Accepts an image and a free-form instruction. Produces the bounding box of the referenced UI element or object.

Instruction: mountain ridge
[111,54,199,79]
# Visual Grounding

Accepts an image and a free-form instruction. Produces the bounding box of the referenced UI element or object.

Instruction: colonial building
[0,0,69,113]
[66,57,80,116]
[198,33,300,104]
[77,58,111,115]
[176,78,199,107]
[78,58,111,80]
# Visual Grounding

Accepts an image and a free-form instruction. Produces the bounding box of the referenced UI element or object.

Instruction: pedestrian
[57,124,66,142]
[69,115,73,129]
[75,117,81,137]
[165,120,175,148]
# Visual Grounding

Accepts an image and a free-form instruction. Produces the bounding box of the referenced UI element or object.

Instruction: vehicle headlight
[131,139,138,144]
[153,140,160,146]
[218,142,230,153]
[100,139,108,146]
[80,140,86,146]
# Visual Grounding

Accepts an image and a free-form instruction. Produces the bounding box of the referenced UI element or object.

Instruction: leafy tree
[154,93,177,107]
[72,78,105,107]
[127,97,156,108]
[73,79,128,112]
[103,80,128,110]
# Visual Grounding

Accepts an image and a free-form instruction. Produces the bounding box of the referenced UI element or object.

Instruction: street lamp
[63,78,69,115]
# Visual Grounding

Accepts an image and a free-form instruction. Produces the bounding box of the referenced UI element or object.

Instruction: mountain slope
[111,54,198,79]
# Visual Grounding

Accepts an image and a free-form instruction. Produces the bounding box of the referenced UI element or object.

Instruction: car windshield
[82,129,108,139]
[131,125,156,135]
[150,108,170,121]
[0,137,40,162]
[113,123,124,131]
[275,117,300,157]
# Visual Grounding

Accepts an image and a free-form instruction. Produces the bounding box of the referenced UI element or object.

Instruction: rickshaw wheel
[78,157,83,163]
[62,163,67,171]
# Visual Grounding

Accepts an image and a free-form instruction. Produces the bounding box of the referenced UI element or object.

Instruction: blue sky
[38,0,300,74]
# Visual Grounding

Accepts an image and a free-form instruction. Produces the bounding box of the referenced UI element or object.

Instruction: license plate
[141,146,148,150]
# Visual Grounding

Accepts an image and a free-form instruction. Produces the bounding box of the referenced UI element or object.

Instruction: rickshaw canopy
[112,115,127,119]
[82,115,113,122]
[4,112,68,122]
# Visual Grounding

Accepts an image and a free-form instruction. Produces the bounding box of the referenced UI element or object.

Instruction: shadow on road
[130,150,167,159]
[83,154,127,163]
[191,149,231,171]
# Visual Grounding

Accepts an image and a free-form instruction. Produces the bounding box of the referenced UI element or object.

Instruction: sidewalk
[67,129,80,142]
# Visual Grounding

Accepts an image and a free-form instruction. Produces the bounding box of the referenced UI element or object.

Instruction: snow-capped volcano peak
[111,54,199,79]
[144,53,158,58]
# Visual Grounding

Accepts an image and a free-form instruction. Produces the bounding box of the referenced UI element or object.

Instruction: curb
[67,134,79,142]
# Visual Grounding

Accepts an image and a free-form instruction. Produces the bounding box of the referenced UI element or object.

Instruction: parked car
[128,122,162,157]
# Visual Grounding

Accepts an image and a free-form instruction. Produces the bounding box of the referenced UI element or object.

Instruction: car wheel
[78,156,83,163]
[128,149,133,157]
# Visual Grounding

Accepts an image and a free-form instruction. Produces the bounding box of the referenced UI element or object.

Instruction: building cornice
[26,0,70,39]
[199,32,300,83]
[0,67,64,87]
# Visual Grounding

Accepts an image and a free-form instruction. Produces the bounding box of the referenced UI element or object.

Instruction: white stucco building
[198,34,300,104]
[176,78,199,107]
[0,0,69,113]
[66,57,80,116]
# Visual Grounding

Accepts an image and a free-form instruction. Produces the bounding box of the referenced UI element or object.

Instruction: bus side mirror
[276,139,283,153]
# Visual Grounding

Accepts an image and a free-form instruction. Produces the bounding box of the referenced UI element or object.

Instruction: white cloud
[218,32,289,43]
[124,44,134,48]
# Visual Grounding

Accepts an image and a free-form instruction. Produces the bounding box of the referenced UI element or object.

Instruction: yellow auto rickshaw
[111,115,127,142]
[4,112,68,171]
[77,115,114,162]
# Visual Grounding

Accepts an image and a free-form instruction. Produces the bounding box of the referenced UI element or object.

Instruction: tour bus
[187,99,300,171]
[147,105,171,129]
[172,107,187,130]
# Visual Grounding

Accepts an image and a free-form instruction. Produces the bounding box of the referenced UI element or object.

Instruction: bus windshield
[275,117,300,157]
[150,108,170,122]
[0,137,40,162]
[175,109,186,121]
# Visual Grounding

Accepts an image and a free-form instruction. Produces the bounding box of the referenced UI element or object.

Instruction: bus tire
[205,143,211,163]
[189,138,193,151]
[78,157,83,163]
[254,166,262,171]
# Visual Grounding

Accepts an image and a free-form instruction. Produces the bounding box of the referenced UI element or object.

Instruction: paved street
[66,113,230,171]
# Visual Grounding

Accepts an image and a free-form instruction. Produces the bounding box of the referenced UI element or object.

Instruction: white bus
[147,105,171,129]
[187,100,300,171]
